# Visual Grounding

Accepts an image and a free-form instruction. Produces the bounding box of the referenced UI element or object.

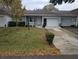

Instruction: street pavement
[0,55,78,59]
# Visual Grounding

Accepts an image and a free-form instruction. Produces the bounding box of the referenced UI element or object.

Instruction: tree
[10,0,24,26]
[50,0,75,5]
[0,0,12,10]
[43,4,58,12]
[0,0,12,6]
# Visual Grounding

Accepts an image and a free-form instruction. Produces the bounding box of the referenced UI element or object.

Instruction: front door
[43,18,47,27]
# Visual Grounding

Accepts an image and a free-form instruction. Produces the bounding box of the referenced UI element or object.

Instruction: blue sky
[22,0,78,11]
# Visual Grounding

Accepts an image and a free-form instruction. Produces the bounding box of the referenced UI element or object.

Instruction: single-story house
[0,5,78,28]
[22,8,78,28]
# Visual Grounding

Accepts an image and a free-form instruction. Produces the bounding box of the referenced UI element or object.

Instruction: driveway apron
[47,27,78,55]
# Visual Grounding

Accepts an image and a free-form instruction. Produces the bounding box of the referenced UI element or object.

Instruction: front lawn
[0,27,59,56]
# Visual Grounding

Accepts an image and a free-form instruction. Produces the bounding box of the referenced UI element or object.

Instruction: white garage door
[47,18,59,27]
[0,16,5,27]
[0,16,12,27]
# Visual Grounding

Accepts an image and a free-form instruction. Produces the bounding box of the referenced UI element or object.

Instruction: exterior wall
[22,16,42,27]
[76,18,78,26]
[72,17,78,27]
[22,16,27,25]
[22,16,77,27]
[0,15,12,27]
[35,16,42,26]
[22,16,61,27]
[61,17,77,26]
[4,16,12,27]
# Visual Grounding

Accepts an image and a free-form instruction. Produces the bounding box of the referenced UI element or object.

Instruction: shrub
[8,21,16,27]
[8,21,25,27]
[43,23,46,28]
[70,25,78,28]
[18,22,25,26]
[60,26,64,28]
[26,25,31,27]
[70,25,75,27]
[46,32,55,45]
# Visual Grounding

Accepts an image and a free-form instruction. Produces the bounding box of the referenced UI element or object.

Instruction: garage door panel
[61,19,72,26]
[47,18,59,27]
[0,17,7,27]
[0,17,4,27]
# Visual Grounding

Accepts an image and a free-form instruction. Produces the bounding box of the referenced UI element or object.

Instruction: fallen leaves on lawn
[0,47,60,56]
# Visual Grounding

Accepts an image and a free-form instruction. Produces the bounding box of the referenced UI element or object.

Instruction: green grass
[0,27,59,56]
[0,27,48,51]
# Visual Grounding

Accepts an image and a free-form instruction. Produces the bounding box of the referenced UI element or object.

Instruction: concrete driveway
[47,27,78,55]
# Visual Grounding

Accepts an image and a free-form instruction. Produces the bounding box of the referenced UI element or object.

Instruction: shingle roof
[0,4,9,15]
[71,9,78,16]
[0,4,78,17]
[0,9,8,15]
[59,11,77,17]
[24,9,77,17]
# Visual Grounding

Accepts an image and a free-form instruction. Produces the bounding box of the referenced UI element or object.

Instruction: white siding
[22,16,42,27]
[72,17,78,26]
[22,16,27,25]
[35,17,42,26]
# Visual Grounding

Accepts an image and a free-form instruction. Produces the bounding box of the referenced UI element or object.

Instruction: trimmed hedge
[46,32,55,45]
[70,25,78,28]
[8,21,16,27]
[43,23,46,28]
[8,21,25,27]
[18,22,25,26]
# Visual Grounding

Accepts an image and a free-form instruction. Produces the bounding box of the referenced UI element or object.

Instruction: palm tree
[50,0,75,5]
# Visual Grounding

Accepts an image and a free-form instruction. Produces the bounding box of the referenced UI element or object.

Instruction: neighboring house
[0,5,11,27]
[0,5,78,28]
